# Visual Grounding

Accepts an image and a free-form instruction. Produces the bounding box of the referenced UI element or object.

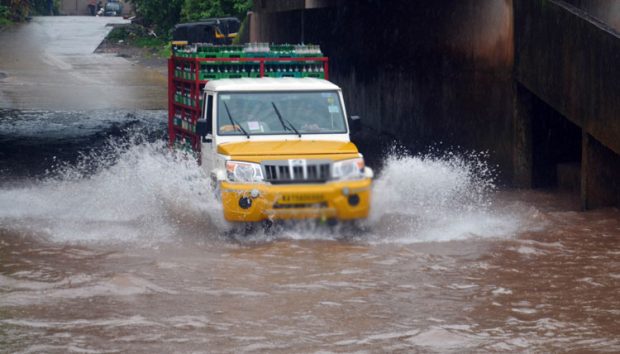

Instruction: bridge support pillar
[581,133,620,210]
[513,83,533,188]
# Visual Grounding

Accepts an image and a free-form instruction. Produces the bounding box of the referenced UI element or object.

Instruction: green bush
[181,0,251,22]
[30,0,60,15]
[0,4,10,21]
[107,27,131,41]
[0,5,11,26]
[128,0,252,35]
[128,0,184,35]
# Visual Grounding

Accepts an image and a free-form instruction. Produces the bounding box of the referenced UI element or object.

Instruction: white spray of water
[234,149,530,244]
[0,135,529,245]
[369,151,524,243]
[0,136,227,245]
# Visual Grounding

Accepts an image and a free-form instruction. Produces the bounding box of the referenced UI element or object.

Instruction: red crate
[168,54,329,159]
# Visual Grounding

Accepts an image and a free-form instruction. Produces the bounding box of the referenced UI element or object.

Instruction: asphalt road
[0,16,166,110]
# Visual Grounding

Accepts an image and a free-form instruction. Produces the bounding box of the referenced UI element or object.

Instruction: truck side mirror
[196,120,211,142]
[349,115,361,133]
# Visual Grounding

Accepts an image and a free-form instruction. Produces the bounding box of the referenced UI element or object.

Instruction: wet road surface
[1,16,620,354]
[1,115,618,352]
[0,16,166,110]
[1,170,619,353]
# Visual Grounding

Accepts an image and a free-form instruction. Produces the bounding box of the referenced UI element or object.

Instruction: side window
[206,94,213,134]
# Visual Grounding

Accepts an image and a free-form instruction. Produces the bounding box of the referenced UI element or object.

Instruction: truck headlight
[332,158,365,180]
[226,161,264,183]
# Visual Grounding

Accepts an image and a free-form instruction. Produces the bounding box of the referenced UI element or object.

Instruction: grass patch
[0,5,12,27]
[106,25,171,58]
[133,36,163,47]
[107,27,132,42]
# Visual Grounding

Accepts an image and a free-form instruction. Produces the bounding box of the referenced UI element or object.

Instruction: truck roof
[204,78,340,92]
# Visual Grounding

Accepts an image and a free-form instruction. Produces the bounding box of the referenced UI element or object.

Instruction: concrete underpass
[513,0,620,209]
[249,0,620,209]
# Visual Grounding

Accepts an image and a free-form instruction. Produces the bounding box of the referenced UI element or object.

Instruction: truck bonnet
[217,140,360,161]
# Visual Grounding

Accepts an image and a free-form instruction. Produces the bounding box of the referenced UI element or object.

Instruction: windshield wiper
[223,101,250,139]
[271,102,301,138]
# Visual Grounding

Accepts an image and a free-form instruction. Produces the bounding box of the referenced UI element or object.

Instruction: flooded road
[1,114,619,352]
[0,16,166,110]
[1,16,620,354]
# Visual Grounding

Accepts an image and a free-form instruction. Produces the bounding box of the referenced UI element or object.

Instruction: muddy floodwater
[1,15,620,354]
[1,110,619,353]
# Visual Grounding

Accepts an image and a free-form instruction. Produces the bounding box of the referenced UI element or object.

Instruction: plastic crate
[226,73,245,79]
[271,53,295,58]
[200,71,250,80]
[216,52,243,58]
[301,72,325,79]
[265,72,301,78]
[241,52,270,58]
[264,72,280,78]
[199,72,226,80]
[199,72,216,80]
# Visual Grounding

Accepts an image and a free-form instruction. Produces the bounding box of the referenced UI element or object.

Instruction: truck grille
[262,160,331,184]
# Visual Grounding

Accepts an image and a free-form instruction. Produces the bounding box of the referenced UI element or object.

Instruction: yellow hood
[218,140,360,161]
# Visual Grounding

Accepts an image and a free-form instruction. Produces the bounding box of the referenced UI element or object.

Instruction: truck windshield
[217,91,347,136]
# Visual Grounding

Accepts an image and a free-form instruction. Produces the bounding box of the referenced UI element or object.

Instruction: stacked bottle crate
[169,43,328,156]
[199,62,262,80]
[174,87,203,107]
[264,62,325,78]
[173,43,323,59]
[173,43,326,80]
[172,109,197,134]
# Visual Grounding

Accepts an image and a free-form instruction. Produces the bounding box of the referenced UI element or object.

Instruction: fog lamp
[348,194,360,206]
[239,197,252,209]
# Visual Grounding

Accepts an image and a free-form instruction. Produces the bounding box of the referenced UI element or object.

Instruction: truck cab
[197,78,373,223]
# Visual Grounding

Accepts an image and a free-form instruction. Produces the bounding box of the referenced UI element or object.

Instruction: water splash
[0,129,529,245]
[0,131,227,245]
[368,150,525,243]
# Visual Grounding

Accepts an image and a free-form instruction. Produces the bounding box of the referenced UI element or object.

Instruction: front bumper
[220,178,372,222]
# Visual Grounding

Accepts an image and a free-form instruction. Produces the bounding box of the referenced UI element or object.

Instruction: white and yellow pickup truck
[194,78,373,224]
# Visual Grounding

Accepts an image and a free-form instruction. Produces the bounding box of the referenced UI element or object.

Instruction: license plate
[279,194,324,204]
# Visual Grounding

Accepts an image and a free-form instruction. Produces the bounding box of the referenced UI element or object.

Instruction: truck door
[201,93,215,174]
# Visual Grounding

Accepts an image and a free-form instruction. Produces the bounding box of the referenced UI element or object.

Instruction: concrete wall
[582,132,620,209]
[563,0,620,32]
[514,0,620,156]
[252,0,620,207]
[252,0,515,180]
[514,0,620,207]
